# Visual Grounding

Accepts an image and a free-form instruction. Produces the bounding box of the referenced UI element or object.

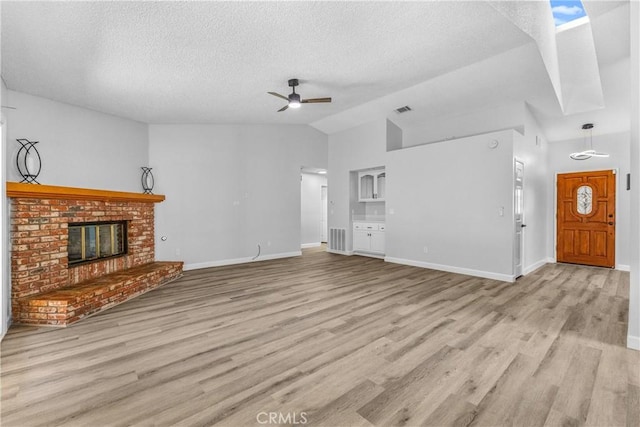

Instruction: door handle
[521,224,527,228]
[608,222,614,225]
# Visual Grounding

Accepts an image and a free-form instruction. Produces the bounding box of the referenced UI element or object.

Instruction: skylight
[550,0,588,27]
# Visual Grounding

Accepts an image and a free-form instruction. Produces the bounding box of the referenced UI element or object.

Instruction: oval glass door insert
[577,185,593,215]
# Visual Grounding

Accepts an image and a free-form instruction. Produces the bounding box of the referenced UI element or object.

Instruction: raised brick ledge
[15,261,183,327]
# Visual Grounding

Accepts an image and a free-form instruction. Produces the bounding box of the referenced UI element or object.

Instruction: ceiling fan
[268,79,331,112]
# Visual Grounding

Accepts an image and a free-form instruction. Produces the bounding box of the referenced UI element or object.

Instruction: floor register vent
[329,228,346,251]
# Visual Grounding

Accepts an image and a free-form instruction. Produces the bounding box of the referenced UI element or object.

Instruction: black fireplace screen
[68,221,127,265]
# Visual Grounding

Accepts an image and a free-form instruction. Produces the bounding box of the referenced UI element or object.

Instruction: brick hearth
[7,182,183,326]
[14,262,183,325]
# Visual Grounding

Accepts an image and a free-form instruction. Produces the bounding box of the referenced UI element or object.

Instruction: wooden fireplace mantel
[6,182,165,203]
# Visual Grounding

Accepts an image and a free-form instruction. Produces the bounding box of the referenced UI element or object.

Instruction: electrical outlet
[175,248,181,256]
[267,241,272,247]
[423,246,428,254]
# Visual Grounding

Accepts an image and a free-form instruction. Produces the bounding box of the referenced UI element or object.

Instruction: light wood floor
[1,248,638,427]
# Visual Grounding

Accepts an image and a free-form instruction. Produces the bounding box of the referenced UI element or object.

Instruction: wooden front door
[557,170,615,268]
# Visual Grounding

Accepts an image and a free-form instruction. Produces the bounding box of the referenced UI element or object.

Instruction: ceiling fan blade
[301,97,332,104]
[268,92,289,101]
[277,105,289,112]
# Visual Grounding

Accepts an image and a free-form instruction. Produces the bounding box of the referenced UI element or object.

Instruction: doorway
[514,160,524,278]
[321,185,328,243]
[300,168,328,248]
[556,170,616,268]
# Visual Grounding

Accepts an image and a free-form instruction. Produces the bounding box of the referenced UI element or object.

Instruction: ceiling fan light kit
[268,78,331,112]
[569,123,610,160]
[288,93,301,109]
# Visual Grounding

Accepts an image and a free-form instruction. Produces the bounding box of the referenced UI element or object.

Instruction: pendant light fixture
[569,123,609,160]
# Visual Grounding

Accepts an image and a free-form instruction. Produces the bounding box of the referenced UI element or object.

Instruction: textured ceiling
[0,1,631,141]
[311,0,630,138]
[2,1,531,125]
[531,2,631,141]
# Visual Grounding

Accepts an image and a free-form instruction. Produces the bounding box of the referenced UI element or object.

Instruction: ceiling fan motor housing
[289,93,301,103]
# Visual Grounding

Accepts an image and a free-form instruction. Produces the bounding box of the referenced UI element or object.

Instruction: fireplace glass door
[68,222,127,265]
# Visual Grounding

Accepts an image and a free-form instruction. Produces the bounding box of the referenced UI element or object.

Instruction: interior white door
[321,185,328,242]
[514,160,524,278]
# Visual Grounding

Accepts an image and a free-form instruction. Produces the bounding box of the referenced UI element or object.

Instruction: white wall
[514,105,549,274]
[327,103,548,282]
[628,0,639,350]
[328,119,526,281]
[327,119,387,251]
[5,91,148,192]
[386,119,403,151]
[385,130,516,281]
[301,172,327,246]
[1,77,9,339]
[148,124,327,269]
[402,101,525,148]
[546,131,631,269]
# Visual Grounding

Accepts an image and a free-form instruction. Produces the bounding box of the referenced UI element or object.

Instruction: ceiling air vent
[394,105,412,114]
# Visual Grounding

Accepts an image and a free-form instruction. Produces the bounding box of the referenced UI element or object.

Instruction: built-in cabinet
[353,167,386,257]
[358,169,386,202]
[353,222,385,255]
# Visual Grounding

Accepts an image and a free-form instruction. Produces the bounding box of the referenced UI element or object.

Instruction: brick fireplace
[8,182,183,326]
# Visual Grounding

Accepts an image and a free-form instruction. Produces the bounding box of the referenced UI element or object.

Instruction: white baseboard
[628,335,640,351]
[353,251,385,260]
[0,314,12,342]
[184,251,302,271]
[326,249,353,256]
[384,257,515,283]
[301,242,321,249]
[523,258,550,276]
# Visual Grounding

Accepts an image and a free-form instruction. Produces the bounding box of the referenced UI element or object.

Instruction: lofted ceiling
[0,1,631,141]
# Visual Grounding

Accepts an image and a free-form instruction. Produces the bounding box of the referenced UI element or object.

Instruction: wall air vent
[394,105,412,114]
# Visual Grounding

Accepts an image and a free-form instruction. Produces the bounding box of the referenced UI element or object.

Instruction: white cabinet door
[375,171,386,200]
[358,169,386,202]
[353,223,385,255]
[353,230,371,251]
[370,231,386,253]
[358,172,375,201]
